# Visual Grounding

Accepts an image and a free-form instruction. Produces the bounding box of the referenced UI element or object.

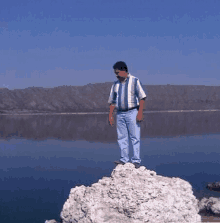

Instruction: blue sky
[0,0,220,90]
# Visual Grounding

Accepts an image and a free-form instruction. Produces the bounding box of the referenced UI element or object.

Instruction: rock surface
[199,197,220,215]
[206,181,220,192]
[45,220,58,223]
[57,163,201,223]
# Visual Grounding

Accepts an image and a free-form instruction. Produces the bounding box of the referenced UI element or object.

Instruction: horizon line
[0,109,219,115]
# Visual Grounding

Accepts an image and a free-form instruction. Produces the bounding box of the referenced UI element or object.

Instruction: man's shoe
[133,162,141,169]
[114,160,126,165]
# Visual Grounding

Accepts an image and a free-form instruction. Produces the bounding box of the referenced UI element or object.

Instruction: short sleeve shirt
[108,73,147,111]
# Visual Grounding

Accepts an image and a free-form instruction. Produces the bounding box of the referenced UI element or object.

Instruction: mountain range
[0,83,219,114]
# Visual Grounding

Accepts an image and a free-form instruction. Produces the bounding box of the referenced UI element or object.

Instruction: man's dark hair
[113,61,128,73]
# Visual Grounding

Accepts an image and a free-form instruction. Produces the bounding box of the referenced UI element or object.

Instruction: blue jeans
[116,108,141,164]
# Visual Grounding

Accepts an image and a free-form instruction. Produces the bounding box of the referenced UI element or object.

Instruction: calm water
[1,110,220,223]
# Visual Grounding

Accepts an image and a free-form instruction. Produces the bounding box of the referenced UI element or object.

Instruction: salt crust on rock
[60,163,202,223]
[199,197,220,214]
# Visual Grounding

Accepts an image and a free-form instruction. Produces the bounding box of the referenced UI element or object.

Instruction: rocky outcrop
[199,197,220,215]
[206,181,220,192]
[45,220,58,223]
[46,163,202,223]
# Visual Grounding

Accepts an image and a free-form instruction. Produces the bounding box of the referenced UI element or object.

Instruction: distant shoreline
[1,109,220,115]
[1,84,220,116]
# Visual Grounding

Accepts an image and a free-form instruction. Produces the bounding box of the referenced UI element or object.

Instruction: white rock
[198,197,220,214]
[59,163,202,223]
[45,220,59,223]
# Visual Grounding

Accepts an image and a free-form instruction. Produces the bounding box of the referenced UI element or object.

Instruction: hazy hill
[0,83,220,114]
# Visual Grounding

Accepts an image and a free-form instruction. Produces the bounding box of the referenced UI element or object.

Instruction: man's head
[113,61,128,79]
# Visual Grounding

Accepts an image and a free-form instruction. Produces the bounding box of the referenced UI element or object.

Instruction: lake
[1,110,220,223]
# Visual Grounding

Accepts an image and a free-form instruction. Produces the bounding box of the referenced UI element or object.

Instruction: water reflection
[1,111,220,223]
[0,111,220,142]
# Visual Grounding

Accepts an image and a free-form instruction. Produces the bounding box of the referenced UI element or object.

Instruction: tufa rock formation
[198,196,220,216]
[54,163,202,223]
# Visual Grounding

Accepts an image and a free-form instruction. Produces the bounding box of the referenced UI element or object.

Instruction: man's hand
[109,114,115,127]
[136,111,144,122]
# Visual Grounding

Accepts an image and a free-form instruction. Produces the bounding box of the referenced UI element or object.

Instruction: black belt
[117,106,139,112]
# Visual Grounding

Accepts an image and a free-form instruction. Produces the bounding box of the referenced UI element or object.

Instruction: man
[108,61,147,169]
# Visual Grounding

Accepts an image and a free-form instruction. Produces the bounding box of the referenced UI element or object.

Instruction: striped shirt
[108,73,148,111]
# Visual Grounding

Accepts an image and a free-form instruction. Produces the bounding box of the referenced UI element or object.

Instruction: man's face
[114,69,128,79]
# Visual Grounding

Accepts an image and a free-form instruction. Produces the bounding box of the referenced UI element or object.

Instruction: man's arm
[138,97,146,113]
